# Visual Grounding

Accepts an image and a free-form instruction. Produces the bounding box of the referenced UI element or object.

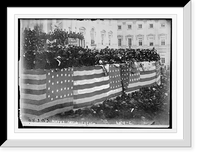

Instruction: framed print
[3,1,191,147]
[18,18,172,129]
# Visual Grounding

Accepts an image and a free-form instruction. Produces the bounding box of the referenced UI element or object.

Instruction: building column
[42,20,48,33]
[143,20,147,47]
[155,20,159,46]
[85,26,91,48]
[132,20,137,48]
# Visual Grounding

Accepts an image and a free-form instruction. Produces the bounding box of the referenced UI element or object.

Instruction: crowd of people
[22,27,161,69]
[23,45,161,69]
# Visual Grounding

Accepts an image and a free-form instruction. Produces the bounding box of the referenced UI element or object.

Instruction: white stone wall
[117,19,171,67]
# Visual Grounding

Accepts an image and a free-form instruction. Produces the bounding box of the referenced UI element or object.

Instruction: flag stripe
[21,97,73,111]
[73,80,109,90]
[22,69,46,75]
[21,97,72,106]
[140,70,156,75]
[128,78,156,88]
[21,98,47,105]
[74,84,109,95]
[108,88,122,99]
[21,106,73,120]
[128,82,141,88]
[73,73,105,81]
[74,91,109,104]
[21,89,46,95]
[21,74,46,80]
[21,93,46,101]
[139,61,156,65]
[126,86,141,93]
[139,65,156,70]
[108,88,122,96]
[140,75,157,82]
[74,76,109,86]
[21,84,46,90]
[73,94,107,108]
[74,69,104,76]
[140,83,157,88]
[140,79,156,86]
[140,72,156,79]
[73,88,110,99]
[21,102,73,116]
[21,79,46,85]
[108,93,121,100]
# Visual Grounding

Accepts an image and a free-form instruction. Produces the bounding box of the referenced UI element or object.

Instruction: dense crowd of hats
[23,45,161,69]
[22,26,160,69]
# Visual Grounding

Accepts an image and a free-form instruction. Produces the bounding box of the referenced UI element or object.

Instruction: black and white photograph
[19,18,171,128]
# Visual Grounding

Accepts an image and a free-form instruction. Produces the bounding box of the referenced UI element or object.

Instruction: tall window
[108,31,113,46]
[128,38,132,47]
[148,35,155,47]
[128,25,132,29]
[90,28,95,45]
[161,58,165,64]
[161,39,165,45]
[101,30,106,45]
[149,24,153,28]
[138,24,142,29]
[149,42,154,46]
[118,25,122,30]
[79,27,86,47]
[118,38,122,46]
[139,39,142,46]
[108,34,111,45]
[161,23,165,28]
[101,34,104,45]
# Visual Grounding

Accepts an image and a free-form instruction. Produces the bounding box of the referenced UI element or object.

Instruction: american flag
[120,63,130,90]
[107,64,122,99]
[120,62,140,94]
[73,64,123,109]
[121,61,161,94]
[20,68,74,120]
[73,65,110,109]
[139,61,159,88]
[20,61,161,120]
[126,62,141,94]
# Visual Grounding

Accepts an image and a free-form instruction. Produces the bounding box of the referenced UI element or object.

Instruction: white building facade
[20,19,118,49]
[20,19,171,66]
[117,19,171,67]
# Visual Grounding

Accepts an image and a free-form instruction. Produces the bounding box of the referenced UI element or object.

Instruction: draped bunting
[20,61,161,121]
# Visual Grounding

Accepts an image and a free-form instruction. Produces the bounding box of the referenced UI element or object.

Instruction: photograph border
[15,15,176,133]
[17,17,172,130]
[4,4,191,147]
